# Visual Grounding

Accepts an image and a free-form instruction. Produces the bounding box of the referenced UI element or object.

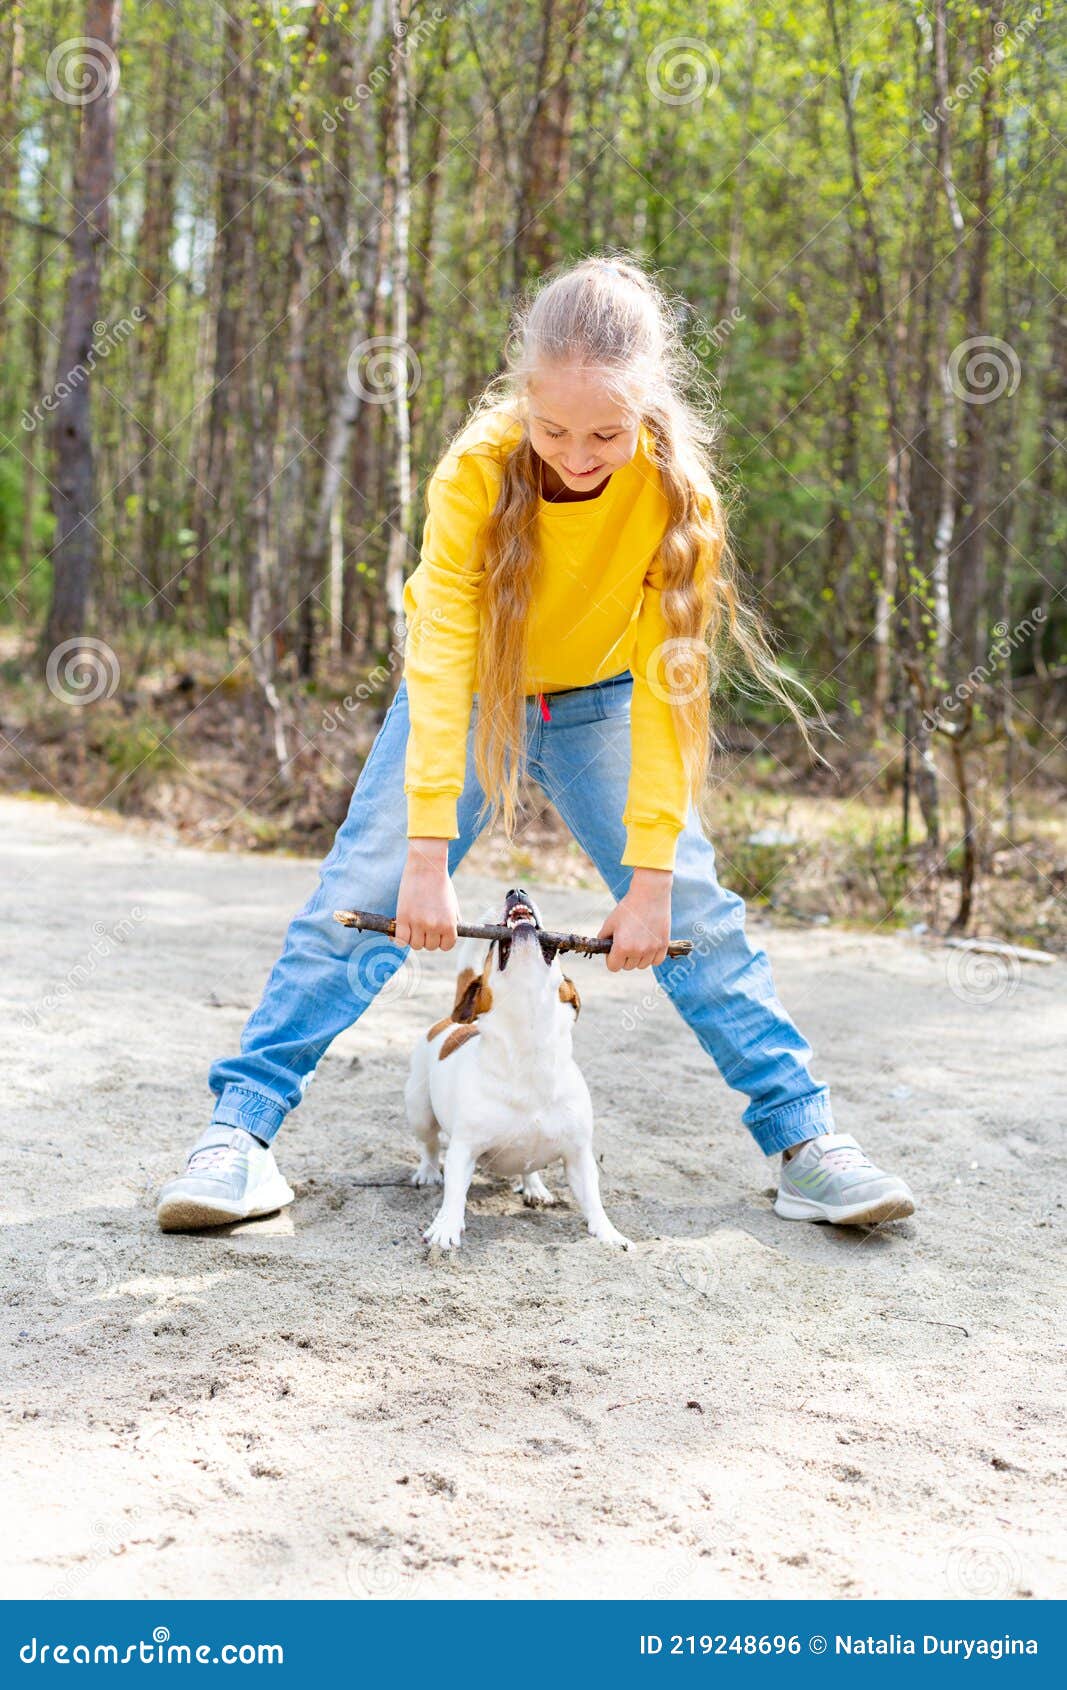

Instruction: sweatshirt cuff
[406,790,461,840]
[620,821,682,872]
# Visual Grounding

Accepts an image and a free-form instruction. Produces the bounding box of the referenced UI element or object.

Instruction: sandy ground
[1,794,1064,1602]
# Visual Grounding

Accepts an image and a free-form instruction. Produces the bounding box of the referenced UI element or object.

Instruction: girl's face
[526,365,640,494]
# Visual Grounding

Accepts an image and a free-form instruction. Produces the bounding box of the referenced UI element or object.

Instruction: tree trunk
[383,0,413,652]
[952,27,999,670]
[42,2,122,657]
[929,0,966,675]
[192,9,245,612]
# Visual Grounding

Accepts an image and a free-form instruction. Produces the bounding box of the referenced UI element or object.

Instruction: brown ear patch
[558,975,581,1018]
[426,1015,454,1041]
[451,966,478,1018]
[439,1024,480,1060]
[452,956,494,1024]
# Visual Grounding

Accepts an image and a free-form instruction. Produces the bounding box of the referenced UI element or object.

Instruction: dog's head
[451,888,581,1026]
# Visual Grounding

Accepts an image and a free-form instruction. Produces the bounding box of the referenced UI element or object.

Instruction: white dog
[403,887,630,1252]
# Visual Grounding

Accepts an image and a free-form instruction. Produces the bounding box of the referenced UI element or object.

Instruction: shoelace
[816,1144,873,1174]
[187,1143,244,1174]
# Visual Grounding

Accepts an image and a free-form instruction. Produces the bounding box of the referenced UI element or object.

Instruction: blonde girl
[157,255,915,1235]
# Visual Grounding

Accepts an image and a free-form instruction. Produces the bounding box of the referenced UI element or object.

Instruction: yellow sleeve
[622,561,699,872]
[403,462,489,840]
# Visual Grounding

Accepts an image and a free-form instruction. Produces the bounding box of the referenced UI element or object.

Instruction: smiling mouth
[563,465,603,478]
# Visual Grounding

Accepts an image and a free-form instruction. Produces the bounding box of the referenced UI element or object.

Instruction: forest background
[0,0,1063,955]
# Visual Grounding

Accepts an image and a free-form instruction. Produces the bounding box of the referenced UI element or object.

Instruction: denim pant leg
[207,679,490,1142]
[530,675,835,1156]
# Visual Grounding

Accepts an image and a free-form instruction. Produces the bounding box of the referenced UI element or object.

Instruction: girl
[157,255,915,1235]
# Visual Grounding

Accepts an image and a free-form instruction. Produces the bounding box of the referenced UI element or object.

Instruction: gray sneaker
[156,1126,295,1232]
[773,1132,915,1226]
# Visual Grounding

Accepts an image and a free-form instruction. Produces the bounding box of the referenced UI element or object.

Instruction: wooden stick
[333,908,692,958]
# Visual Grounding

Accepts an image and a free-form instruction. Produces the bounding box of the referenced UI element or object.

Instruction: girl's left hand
[597,868,674,971]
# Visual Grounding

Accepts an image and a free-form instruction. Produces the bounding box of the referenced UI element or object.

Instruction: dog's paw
[589,1222,631,1250]
[411,1159,444,1187]
[516,1173,557,1208]
[423,1215,464,1250]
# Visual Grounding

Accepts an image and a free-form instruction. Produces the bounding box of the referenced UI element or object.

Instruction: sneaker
[156,1126,295,1232]
[773,1132,915,1227]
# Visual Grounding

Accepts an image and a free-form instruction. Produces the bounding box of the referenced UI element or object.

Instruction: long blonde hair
[438,252,824,844]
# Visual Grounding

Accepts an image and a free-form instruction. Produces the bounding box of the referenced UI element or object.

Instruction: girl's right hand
[394,839,460,951]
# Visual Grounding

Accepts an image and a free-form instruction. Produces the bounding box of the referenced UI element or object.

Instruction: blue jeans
[208,673,834,1156]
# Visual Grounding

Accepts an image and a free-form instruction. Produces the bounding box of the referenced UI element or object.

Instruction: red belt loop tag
[538,691,551,723]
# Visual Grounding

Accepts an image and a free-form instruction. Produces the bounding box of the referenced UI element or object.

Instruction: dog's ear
[452,956,494,1023]
[558,975,581,1019]
[452,971,484,1024]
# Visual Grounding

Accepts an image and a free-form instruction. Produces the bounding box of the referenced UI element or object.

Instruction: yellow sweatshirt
[401,405,705,872]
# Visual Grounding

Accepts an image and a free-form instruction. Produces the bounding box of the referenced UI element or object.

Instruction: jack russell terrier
[403,887,630,1252]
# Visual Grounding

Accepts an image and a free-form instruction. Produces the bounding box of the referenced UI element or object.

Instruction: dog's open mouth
[498,891,558,970]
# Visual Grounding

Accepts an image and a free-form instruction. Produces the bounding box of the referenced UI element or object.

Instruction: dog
[403,887,630,1252]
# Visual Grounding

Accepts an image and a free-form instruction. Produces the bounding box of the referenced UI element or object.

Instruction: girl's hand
[597,867,674,971]
[395,839,460,951]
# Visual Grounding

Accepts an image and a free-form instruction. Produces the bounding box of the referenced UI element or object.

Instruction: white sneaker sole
[157,1174,295,1233]
[773,1188,915,1227]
